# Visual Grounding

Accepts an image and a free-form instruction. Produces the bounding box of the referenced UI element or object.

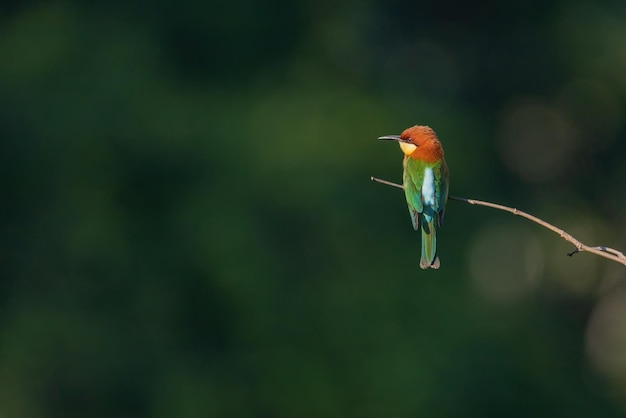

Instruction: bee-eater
[379,125,449,269]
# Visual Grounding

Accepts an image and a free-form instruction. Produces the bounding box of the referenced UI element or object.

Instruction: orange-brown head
[378,125,444,163]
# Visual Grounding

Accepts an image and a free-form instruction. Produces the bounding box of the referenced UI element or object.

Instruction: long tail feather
[420,212,439,269]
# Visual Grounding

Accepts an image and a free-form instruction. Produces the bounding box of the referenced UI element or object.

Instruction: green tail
[420,212,440,269]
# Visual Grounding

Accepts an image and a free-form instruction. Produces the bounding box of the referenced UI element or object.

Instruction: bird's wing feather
[403,157,424,230]
[434,160,449,227]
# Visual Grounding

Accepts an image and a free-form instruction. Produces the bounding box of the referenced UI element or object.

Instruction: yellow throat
[399,142,417,156]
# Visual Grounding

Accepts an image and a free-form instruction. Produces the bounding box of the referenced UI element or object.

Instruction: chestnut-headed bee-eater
[379,125,449,269]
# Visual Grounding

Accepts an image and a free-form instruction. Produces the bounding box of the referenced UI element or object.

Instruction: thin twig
[371,176,626,267]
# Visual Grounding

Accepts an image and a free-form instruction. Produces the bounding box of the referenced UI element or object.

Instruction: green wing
[402,157,425,230]
[434,159,450,227]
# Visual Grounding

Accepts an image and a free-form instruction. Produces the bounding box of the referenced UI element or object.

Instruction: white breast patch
[422,168,435,206]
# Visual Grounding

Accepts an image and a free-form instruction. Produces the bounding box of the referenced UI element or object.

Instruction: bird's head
[378,125,442,161]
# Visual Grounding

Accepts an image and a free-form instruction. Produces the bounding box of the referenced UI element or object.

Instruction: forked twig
[370,176,626,267]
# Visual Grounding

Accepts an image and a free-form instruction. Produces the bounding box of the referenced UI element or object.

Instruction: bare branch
[370,176,404,190]
[370,176,626,267]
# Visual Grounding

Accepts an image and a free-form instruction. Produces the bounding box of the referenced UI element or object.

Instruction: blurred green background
[2,0,626,417]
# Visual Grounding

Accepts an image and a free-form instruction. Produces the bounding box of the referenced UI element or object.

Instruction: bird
[378,125,449,269]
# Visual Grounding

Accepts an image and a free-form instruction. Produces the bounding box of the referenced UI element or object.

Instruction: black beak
[378,135,410,143]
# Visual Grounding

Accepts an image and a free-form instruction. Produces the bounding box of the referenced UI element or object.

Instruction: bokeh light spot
[498,101,579,183]
[469,222,543,304]
[586,283,626,379]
